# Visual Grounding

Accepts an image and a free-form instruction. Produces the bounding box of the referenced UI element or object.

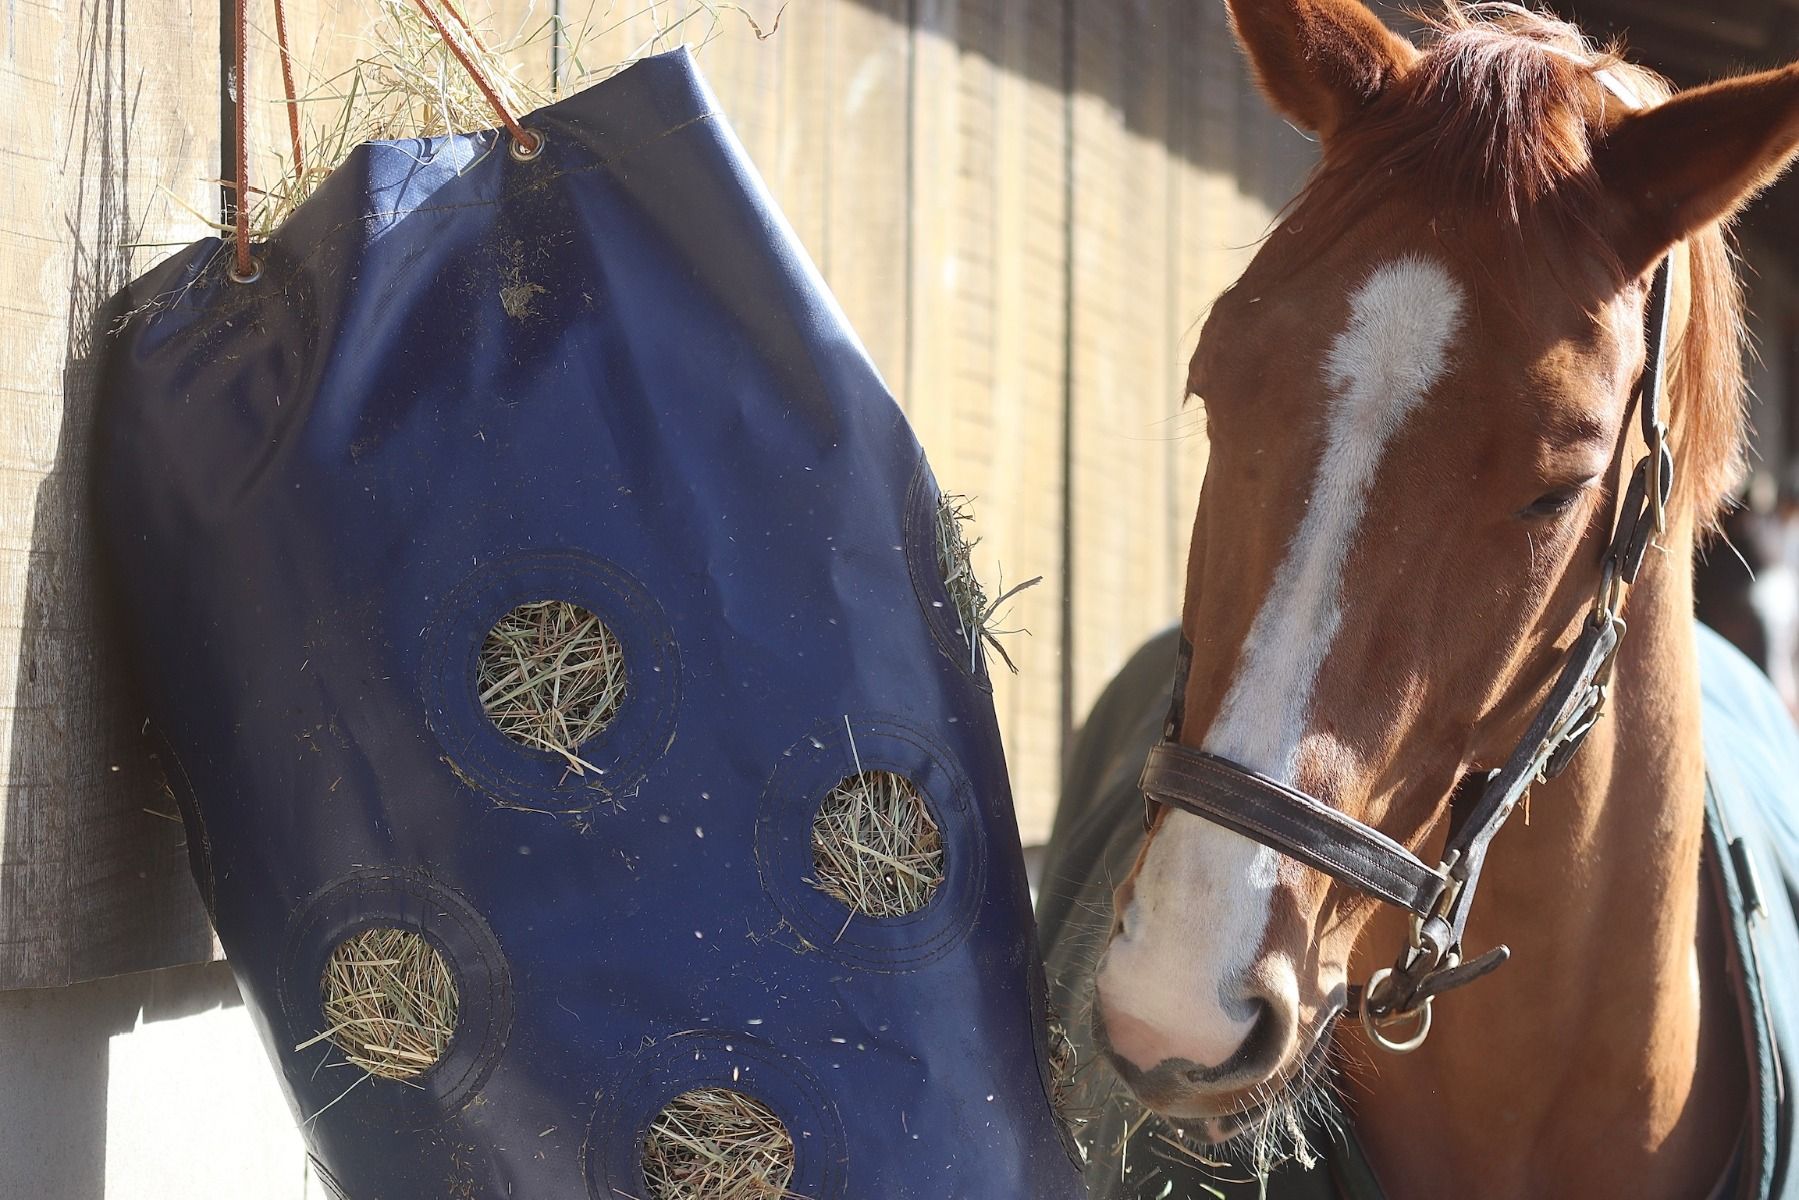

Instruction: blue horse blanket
[95,49,1081,1200]
[1041,622,1799,1198]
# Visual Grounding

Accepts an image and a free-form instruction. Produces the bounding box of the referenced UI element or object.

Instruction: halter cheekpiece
[1139,254,1675,1053]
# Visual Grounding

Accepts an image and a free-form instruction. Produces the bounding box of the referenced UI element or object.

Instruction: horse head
[1087,0,1799,1145]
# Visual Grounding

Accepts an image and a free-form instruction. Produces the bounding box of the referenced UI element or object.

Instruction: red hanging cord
[408,0,541,155]
[232,0,253,280]
[233,0,537,281]
[272,0,305,179]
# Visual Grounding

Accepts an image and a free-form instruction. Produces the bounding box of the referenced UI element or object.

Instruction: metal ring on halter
[509,130,546,161]
[1360,968,1433,1053]
[228,256,263,285]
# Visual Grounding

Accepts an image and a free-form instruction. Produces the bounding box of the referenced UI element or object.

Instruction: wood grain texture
[0,0,1322,981]
[906,0,1068,842]
[0,0,222,987]
[1066,0,1180,733]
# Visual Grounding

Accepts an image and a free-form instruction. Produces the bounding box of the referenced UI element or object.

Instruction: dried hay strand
[810,768,944,919]
[478,599,628,770]
[228,0,551,238]
[306,926,458,1081]
[934,492,1040,674]
[1046,1008,1079,1123]
[642,1088,796,1200]
[233,0,781,236]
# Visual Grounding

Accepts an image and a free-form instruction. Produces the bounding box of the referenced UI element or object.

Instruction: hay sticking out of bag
[642,1088,796,1200]
[1046,1008,1079,1121]
[240,0,776,236]
[310,927,458,1081]
[810,769,944,919]
[241,0,551,235]
[934,492,1040,674]
[478,600,627,770]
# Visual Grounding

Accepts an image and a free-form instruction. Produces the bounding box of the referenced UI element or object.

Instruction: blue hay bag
[96,49,1082,1199]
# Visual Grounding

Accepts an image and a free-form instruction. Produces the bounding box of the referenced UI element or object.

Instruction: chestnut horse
[1039,4,1799,1198]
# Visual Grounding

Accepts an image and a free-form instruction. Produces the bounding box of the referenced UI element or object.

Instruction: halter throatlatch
[1139,256,1675,1054]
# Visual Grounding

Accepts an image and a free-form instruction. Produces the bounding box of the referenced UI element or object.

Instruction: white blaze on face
[1098,257,1466,1071]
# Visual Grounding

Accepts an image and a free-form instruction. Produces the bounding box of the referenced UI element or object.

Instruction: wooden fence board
[819,0,909,396]
[0,0,223,987]
[1065,0,1180,731]
[903,0,1069,841]
[978,0,1067,841]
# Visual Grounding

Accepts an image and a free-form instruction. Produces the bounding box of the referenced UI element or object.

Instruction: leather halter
[1139,255,1675,1052]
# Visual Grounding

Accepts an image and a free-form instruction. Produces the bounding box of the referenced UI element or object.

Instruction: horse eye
[1520,486,1582,520]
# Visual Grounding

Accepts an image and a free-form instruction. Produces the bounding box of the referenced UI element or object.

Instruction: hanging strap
[229,0,542,283]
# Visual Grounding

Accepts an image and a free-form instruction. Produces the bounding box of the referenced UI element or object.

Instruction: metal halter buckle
[1361,967,1433,1053]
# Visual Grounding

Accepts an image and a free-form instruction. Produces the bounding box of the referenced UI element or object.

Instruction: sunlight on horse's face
[1090,204,1648,1131]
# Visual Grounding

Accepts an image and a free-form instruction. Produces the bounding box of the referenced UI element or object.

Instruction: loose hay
[225,0,775,237]
[478,599,628,771]
[1046,1008,1079,1123]
[934,492,1040,674]
[309,926,458,1080]
[642,1088,796,1200]
[810,770,944,919]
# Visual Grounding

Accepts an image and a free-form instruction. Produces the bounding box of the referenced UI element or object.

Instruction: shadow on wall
[1,0,216,993]
[0,961,309,1200]
[844,0,1320,221]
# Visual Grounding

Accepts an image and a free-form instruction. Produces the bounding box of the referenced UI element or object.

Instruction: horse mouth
[1154,1008,1342,1146]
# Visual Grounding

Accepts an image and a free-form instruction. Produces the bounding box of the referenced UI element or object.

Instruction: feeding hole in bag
[310,927,458,1080]
[478,600,628,771]
[642,1088,796,1200]
[810,769,945,918]
[935,492,1040,674]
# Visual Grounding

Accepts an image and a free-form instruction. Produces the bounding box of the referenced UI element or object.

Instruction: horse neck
[1346,509,1748,1200]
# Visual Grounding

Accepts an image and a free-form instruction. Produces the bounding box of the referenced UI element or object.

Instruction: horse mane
[1283,2,1747,526]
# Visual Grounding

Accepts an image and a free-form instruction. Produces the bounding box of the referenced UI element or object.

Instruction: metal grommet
[1360,968,1433,1054]
[509,130,545,162]
[228,257,263,285]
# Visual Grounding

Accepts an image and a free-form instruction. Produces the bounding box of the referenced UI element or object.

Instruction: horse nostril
[1212,996,1281,1078]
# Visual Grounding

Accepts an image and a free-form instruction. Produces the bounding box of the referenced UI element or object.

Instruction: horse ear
[1595,65,1799,276]
[1224,0,1418,138]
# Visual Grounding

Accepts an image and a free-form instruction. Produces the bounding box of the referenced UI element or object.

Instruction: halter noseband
[1139,255,1675,1053]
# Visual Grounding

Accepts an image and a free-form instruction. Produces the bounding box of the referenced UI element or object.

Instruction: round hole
[509,129,546,161]
[317,927,458,1081]
[642,1088,795,1200]
[810,770,945,918]
[478,600,628,768]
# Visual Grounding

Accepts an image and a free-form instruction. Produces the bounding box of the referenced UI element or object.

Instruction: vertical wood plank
[0,0,223,986]
[1065,0,1179,732]
[819,0,910,395]
[906,0,1069,841]
[984,0,1068,841]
